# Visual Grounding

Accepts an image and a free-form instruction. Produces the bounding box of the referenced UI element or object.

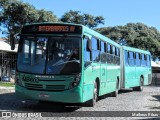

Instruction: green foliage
[96,23,160,58]
[61,10,105,28]
[0,0,58,43]
[0,81,15,87]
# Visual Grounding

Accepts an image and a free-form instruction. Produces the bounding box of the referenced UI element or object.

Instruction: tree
[61,10,105,28]
[0,0,58,44]
[96,23,160,58]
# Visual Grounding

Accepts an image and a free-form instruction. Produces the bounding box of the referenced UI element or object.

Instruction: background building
[0,39,17,82]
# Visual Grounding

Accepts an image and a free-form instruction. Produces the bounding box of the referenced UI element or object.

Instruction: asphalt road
[0,86,160,119]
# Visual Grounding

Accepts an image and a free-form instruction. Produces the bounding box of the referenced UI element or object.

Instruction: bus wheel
[86,82,98,107]
[112,80,119,97]
[133,77,144,91]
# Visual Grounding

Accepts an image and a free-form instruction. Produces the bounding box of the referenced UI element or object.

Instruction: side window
[100,41,107,63]
[124,50,128,65]
[92,37,100,62]
[141,54,146,66]
[84,38,91,62]
[129,52,134,59]
[112,46,115,55]
[92,37,99,50]
[115,47,120,56]
[107,44,111,53]
[115,47,120,65]
[135,52,141,66]
[146,55,151,66]
[128,51,134,66]
[101,41,105,52]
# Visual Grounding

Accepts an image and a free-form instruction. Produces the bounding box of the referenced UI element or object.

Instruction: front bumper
[15,85,83,103]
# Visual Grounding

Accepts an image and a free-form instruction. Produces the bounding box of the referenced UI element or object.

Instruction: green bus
[14,23,151,107]
[120,46,152,91]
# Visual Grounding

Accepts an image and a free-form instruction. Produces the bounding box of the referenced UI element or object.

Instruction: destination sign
[21,24,82,34]
[38,26,75,32]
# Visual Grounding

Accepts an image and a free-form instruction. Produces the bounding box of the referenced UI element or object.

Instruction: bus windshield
[17,36,81,75]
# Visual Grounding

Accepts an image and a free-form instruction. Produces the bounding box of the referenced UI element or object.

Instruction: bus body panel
[121,46,152,89]
[16,85,83,103]
[15,22,152,105]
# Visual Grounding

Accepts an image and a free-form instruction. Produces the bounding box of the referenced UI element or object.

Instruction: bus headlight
[69,74,81,89]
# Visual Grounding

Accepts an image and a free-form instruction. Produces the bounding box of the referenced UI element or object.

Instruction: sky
[22,0,160,29]
[1,0,160,37]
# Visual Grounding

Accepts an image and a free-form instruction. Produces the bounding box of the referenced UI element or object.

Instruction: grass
[0,82,15,87]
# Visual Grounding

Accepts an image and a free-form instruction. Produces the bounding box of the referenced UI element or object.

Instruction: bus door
[99,41,107,95]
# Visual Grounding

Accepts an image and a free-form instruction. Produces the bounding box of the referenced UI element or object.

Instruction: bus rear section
[120,46,152,90]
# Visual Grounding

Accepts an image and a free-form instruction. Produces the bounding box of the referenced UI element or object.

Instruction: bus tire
[112,80,119,97]
[86,81,98,107]
[133,77,144,91]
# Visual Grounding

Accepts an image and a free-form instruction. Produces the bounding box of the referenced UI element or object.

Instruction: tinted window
[107,44,111,53]
[92,37,99,50]
[146,55,151,66]
[101,41,105,52]
[141,54,146,66]
[115,47,120,56]
[135,52,141,66]
[112,46,115,55]
[92,37,100,62]
[92,51,100,62]
[125,50,128,65]
[128,51,134,66]
[129,52,134,59]
[84,38,91,61]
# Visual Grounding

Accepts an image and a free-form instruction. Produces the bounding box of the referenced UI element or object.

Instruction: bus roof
[23,22,120,48]
[23,22,83,27]
[82,25,120,47]
[122,45,151,55]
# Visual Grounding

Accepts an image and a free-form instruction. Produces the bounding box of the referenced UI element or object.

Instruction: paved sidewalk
[0,86,15,93]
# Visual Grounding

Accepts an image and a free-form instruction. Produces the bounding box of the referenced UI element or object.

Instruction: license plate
[39,93,49,98]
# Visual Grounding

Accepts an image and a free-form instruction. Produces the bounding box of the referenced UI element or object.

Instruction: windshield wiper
[52,60,80,67]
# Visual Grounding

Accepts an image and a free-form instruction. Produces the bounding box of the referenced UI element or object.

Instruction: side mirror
[11,33,20,50]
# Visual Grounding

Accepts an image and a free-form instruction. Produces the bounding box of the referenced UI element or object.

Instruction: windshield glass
[17,36,81,75]
[17,37,47,74]
[46,37,81,74]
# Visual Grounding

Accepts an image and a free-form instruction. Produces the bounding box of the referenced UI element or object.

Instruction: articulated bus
[14,23,152,107]
[120,46,152,91]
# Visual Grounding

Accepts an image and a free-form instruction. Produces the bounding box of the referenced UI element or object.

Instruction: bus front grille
[25,83,65,91]
[25,83,43,89]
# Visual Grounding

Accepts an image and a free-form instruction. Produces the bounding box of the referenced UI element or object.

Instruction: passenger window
[92,37,100,62]
[129,52,134,59]
[115,47,119,56]
[101,41,105,52]
[141,54,146,66]
[112,46,115,55]
[146,55,151,66]
[84,38,91,61]
[107,44,111,53]
[124,50,128,65]
[128,51,134,66]
[135,52,140,66]
[92,37,99,50]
